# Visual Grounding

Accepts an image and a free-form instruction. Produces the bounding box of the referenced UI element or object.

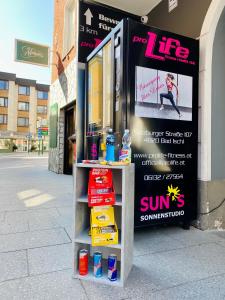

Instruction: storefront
[50,0,225,229]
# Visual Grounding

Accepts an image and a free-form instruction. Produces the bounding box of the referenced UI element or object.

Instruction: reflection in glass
[88,50,103,133]
[103,41,112,130]
[87,41,113,134]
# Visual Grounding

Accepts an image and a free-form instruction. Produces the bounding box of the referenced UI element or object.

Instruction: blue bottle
[106,128,115,162]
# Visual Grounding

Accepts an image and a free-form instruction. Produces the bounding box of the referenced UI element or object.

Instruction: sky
[0,0,54,84]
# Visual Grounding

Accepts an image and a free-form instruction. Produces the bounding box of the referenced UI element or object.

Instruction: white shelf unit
[73,163,134,287]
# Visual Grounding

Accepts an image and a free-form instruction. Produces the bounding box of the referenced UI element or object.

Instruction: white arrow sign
[84,8,93,26]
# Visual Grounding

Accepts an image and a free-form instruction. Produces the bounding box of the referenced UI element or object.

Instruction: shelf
[76,163,128,169]
[78,194,122,206]
[74,272,122,287]
[75,228,121,249]
[74,163,134,287]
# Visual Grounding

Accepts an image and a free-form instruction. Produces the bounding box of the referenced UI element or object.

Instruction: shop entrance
[64,104,75,175]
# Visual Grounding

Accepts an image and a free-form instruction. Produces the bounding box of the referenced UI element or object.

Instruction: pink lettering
[142,32,191,63]
[140,194,185,212]
[145,32,165,61]
[177,194,185,208]
[80,41,95,48]
[133,36,147,43]
[159,196,170,209]
[91,143,97,159]
[94,38,102,48]
[176,47,189,58]
[140,197,149,212]
[149,196,159,211]
[159,41,165,53]
[163,38,180,55]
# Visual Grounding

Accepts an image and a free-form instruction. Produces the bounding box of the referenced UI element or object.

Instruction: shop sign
[78,0,138,63]
[15,39,49,67]
[38,127,48,136]
[128,21,199,227]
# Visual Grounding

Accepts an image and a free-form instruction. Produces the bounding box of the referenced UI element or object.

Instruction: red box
[88,168,115,207]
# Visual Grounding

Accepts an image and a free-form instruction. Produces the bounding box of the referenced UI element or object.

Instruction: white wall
[198,0,225,181]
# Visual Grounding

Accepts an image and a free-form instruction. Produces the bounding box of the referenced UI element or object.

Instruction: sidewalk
[0,153,225,299]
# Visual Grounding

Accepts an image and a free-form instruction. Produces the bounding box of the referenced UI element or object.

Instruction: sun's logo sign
[167,184,180,201]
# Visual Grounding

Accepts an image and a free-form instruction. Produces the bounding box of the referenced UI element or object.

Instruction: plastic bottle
[119,129,131,163]
[105,128,115,162]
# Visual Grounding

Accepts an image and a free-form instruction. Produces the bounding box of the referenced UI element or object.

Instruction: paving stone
[28,244,71,275]
[82,263,159,300]
[169,227,221,246]
[0,202,28,212]
[148,273,225,300]
[64,224,73,240]
[0,228,71,252]
[0,269,87,300]
[0,250,28,282]
[216,239,225,248]
[0,211,28,235]
[133,243,225,290]
[56,206,73,236]
[26,196,73,209]
[0,212,5,222]
[57,206,73,219]
[210,230,225,240]
[2,154,225,299]
[134,228,185,256]
[27,208,60,231]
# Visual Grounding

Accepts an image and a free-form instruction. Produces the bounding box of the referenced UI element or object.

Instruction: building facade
[0,71,49,152]
[50,0,225,229]
[146,0,225,229]
[49,0,77,174]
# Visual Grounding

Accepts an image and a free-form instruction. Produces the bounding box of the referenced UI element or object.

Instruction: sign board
[41,129,48,136]
[38,127,48,137]
[49,103,58,148]
[15,39,49,67]
[127,20,199,227]
[168,0,178,13]
[78,0,139,63]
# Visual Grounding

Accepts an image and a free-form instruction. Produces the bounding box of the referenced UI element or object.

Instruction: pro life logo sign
[132,32,196,65]
[78,1,138,62]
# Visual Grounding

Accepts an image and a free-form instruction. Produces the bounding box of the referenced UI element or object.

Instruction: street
[0,153,225,299]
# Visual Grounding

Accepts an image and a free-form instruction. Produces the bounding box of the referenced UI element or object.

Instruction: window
[18,102,29,111]
[19,86,30,95]
[0,114,7,124]
[18,117,29,127]
[0,80,9,90]
[0,97,8,107]
[88,50,103,132]
[37,91,48,99]
[63,0,75,56]
[37,105,47,114]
